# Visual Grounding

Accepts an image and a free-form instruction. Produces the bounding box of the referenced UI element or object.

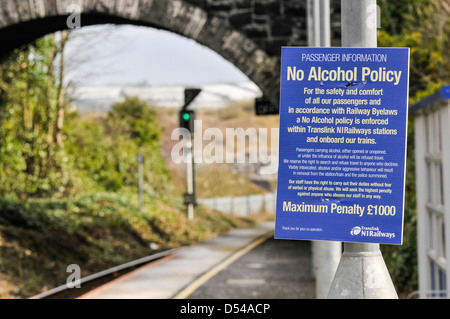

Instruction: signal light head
[179,109,195,132]
[182,112,191,121]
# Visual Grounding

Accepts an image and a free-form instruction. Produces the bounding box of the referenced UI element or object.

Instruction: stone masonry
[0,0,341,113]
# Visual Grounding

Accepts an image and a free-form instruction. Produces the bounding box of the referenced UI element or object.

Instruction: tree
[54,31,71,146]
[379,0,450,102]
[377,0,449,296]
[0,34,71,197]
[105,96,161,146]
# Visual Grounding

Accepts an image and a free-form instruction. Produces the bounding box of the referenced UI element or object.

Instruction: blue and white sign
[275,47,410,245]
[442,85,450,99]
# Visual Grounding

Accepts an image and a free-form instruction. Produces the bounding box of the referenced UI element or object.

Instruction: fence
[198,192,277,217]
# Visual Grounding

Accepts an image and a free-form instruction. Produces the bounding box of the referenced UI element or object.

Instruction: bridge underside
[0,14,161,59]
[0,0,341,113]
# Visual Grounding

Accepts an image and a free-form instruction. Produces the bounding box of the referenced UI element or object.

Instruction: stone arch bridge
[0,0,341,113]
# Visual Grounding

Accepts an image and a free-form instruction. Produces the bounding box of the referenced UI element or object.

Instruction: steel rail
[29,247,181,299]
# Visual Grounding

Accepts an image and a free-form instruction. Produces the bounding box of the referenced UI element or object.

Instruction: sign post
[275,0,409,298]
[329,0,401,299]
[180,88,201,220]
[307,0,342,300]
[137,154,144,214]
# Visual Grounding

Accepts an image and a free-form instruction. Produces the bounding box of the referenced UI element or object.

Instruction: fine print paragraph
[284,86,399,201]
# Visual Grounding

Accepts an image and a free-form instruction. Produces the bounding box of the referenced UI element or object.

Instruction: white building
[410,86,450,298]
[71,82,262,112]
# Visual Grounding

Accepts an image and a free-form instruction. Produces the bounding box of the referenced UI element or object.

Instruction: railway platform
[79,221,315,299]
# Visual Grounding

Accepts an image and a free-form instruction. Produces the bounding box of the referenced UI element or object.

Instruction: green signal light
[183,113,191,121]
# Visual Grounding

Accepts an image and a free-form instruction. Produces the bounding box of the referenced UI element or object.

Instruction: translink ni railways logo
[350,226,395,239]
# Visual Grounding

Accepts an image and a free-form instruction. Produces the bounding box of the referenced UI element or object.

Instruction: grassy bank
[0,192,255,298]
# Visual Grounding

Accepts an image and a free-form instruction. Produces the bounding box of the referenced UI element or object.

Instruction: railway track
[29,248,180,299]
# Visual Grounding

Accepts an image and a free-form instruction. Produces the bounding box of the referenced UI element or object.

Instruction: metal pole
[186,140,194,220]
[307,0,314,46]
[319,0,330,47]
[246,195,250,216]
[231,196,234,215]
[137,154,143,213]
[341,0,378,47]
[309,0,341,299]
[327,0,398,299]
[313,0,321,47]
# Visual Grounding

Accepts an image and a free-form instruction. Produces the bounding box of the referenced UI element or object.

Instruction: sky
[65,24,249,86]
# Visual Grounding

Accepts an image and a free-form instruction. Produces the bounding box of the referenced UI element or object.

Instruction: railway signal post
[180,88,201,220]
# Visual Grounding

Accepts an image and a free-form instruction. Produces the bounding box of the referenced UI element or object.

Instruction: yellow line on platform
[172,231,274,299]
